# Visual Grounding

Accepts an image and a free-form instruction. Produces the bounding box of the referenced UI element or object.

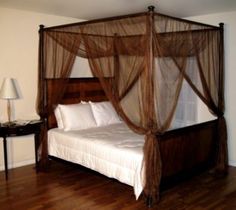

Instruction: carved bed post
[38,24,46,120]
[113,33,120,99]
[145,5,160,208]
[38,24,50,170]
[215,22,228,174]
[38,24,49,128]
[218,23,224,112]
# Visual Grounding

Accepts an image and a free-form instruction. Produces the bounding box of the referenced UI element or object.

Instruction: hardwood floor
[0,160,235,210]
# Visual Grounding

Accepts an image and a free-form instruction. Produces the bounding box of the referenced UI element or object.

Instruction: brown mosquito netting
[37,7,227,201]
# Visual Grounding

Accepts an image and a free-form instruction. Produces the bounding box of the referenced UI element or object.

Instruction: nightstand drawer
[0,123,42,137]
[15,126,33,136]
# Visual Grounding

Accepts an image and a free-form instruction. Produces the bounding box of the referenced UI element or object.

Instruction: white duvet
[48,122,145,199]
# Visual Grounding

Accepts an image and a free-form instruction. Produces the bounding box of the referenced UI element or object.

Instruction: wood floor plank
[0,160,235,210]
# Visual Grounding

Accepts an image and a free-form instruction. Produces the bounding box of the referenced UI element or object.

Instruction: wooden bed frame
[46,77,218,191]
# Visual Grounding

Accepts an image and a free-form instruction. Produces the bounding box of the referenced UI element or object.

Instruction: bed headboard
[46,77,107,129]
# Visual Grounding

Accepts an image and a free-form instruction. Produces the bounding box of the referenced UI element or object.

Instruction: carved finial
[219,22,224,28]
[148,5,155,12]
[39,24,45,32]
[39,24,45,33]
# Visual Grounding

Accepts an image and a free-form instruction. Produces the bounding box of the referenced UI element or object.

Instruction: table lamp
[0,78,19,124]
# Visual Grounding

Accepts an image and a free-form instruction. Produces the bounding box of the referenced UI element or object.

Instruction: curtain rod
[45,28,220,40]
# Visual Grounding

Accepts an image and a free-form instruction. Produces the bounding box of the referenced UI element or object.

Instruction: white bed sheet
[48,122,145,199]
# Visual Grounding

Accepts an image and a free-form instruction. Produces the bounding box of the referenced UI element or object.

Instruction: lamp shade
[0,78,19,99]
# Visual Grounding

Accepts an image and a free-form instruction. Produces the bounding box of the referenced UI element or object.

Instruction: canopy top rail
[40,6,220,32]
[46,27,220,40]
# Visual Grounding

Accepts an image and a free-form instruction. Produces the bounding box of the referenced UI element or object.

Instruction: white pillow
[58,103,97,131]
[54,106,64,129]
[90,101,121,126]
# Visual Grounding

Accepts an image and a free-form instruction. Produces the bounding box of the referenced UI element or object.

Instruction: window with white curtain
[171,79,198,129]
[171,56,198,129]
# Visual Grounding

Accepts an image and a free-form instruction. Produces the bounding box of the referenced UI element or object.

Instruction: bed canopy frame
[37,6,228,204]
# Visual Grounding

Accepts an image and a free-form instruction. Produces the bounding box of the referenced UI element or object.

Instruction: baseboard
[229,160,236,167]
[0,159,35,171]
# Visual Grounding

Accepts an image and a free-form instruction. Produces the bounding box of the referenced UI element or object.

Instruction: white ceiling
[0,0,236,20]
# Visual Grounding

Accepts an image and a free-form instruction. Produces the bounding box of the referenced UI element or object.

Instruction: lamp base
[7,99,11,123]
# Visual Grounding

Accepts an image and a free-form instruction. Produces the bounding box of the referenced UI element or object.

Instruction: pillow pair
[54,101,121,131]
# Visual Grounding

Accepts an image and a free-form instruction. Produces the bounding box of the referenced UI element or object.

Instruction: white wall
[71,57,93,78]
[0,7,81,170]
[187,11,236,166]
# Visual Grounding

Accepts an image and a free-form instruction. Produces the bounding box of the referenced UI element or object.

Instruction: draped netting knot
[146,130,155,136]
[215,116,228,175]
[143,131,162,203]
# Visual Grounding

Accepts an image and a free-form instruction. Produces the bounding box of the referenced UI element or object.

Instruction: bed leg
[146,195,153,208]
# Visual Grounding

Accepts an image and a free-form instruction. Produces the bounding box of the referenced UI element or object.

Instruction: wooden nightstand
[0,120,43,180]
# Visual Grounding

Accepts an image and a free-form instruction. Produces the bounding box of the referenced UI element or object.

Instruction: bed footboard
[160,119,218,189]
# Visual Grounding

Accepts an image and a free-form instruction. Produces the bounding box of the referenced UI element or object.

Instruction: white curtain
[171,80,197,129]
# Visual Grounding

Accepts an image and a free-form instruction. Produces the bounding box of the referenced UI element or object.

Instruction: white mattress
[48,122,145,199]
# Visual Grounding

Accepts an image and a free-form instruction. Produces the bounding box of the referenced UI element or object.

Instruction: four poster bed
[37,6,228,206]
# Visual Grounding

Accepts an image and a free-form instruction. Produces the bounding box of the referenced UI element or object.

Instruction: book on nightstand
[1,119,42,127]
